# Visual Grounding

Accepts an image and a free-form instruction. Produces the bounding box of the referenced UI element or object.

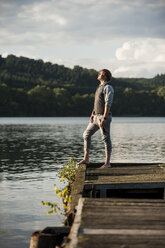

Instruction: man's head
[97,69,112,82]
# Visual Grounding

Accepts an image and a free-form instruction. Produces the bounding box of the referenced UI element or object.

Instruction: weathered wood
[80,228,165,235]
[29,227,70,248]
[84,164,165,200]
[65,163,165,248]
[77,234,165,248]
[67,198,85,248]
[30,163,165,248]
[66,198,165,248]
[65,164,87,226]
[87,162,161,168]
[85,164,165,184]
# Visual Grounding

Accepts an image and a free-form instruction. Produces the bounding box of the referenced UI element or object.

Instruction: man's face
[97,71,106,81]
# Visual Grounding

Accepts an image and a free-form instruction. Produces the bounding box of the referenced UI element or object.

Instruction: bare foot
[99,163,111,169]
[77,159,89,166]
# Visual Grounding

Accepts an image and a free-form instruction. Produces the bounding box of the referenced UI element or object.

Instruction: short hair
[100,69,112,82]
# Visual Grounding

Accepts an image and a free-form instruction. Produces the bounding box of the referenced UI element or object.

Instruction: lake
[0,117,165,248]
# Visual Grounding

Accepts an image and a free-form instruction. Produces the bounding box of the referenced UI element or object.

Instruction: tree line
[0,54,165,117]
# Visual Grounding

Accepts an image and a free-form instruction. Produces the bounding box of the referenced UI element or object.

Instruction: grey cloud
[1,0,164,78]
[0,0,165,47]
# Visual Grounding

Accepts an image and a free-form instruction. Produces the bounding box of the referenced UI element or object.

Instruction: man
[77,69,114,169]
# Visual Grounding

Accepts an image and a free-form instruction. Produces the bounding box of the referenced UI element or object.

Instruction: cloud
[113,61,165,78]
[18,2,67,26]
[115,39,165,62]
[0,0,165,77]
[49,38,165,78]
[113,38,165,77]
[1,0,165,46]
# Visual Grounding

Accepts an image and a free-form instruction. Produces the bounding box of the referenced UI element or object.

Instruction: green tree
[157,86,165,99]
[28,85,57,116]
[53,88,72,115]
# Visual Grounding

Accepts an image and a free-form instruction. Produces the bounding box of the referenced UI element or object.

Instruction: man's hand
[90,116,94,123]
[100,118,106,128]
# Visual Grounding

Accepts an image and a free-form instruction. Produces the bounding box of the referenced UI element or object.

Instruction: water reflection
[0,117,165,175]
[111,119,165,163]
[0,121,87,174]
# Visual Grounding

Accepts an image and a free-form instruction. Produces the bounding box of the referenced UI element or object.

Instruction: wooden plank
[77,234,165,248]
[85,164,165,185]
[87,163,163,168]
[66,197,165,248]
[65,163,165,248]
[80,228,165,235]
[80,199,165,229]
[75,198,165,248]
[81,197,165,204]
[88,166,163,174]
[67,198,85,248]
[65,164,86,225]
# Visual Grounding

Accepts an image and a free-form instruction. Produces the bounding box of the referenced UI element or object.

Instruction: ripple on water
[0,117,165,248]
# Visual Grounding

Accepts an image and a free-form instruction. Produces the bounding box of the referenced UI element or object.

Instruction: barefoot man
[77,69,114,169]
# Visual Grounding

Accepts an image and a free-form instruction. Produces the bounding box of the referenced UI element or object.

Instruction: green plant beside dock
[41,158,78,215]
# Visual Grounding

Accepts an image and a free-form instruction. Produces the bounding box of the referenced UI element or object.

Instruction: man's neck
[99,80,106,85]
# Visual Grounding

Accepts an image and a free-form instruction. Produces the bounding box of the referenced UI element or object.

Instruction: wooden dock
[65,163,165,248]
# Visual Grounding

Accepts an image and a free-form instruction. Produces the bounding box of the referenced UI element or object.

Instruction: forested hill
[0,54,165,117]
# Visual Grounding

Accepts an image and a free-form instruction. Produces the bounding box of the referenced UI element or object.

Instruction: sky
[0,0,165,78]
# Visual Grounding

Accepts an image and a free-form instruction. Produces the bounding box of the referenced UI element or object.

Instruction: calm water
[0,117,165,248]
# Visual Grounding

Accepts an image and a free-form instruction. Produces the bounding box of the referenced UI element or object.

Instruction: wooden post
[29,227,70,248]
[89,189,93,198]
[29,231,40,248]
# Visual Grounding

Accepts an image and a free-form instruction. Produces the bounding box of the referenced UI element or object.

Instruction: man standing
[77,69,114,169]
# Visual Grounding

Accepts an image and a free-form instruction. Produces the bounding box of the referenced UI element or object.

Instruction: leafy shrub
[41,158,78,215]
